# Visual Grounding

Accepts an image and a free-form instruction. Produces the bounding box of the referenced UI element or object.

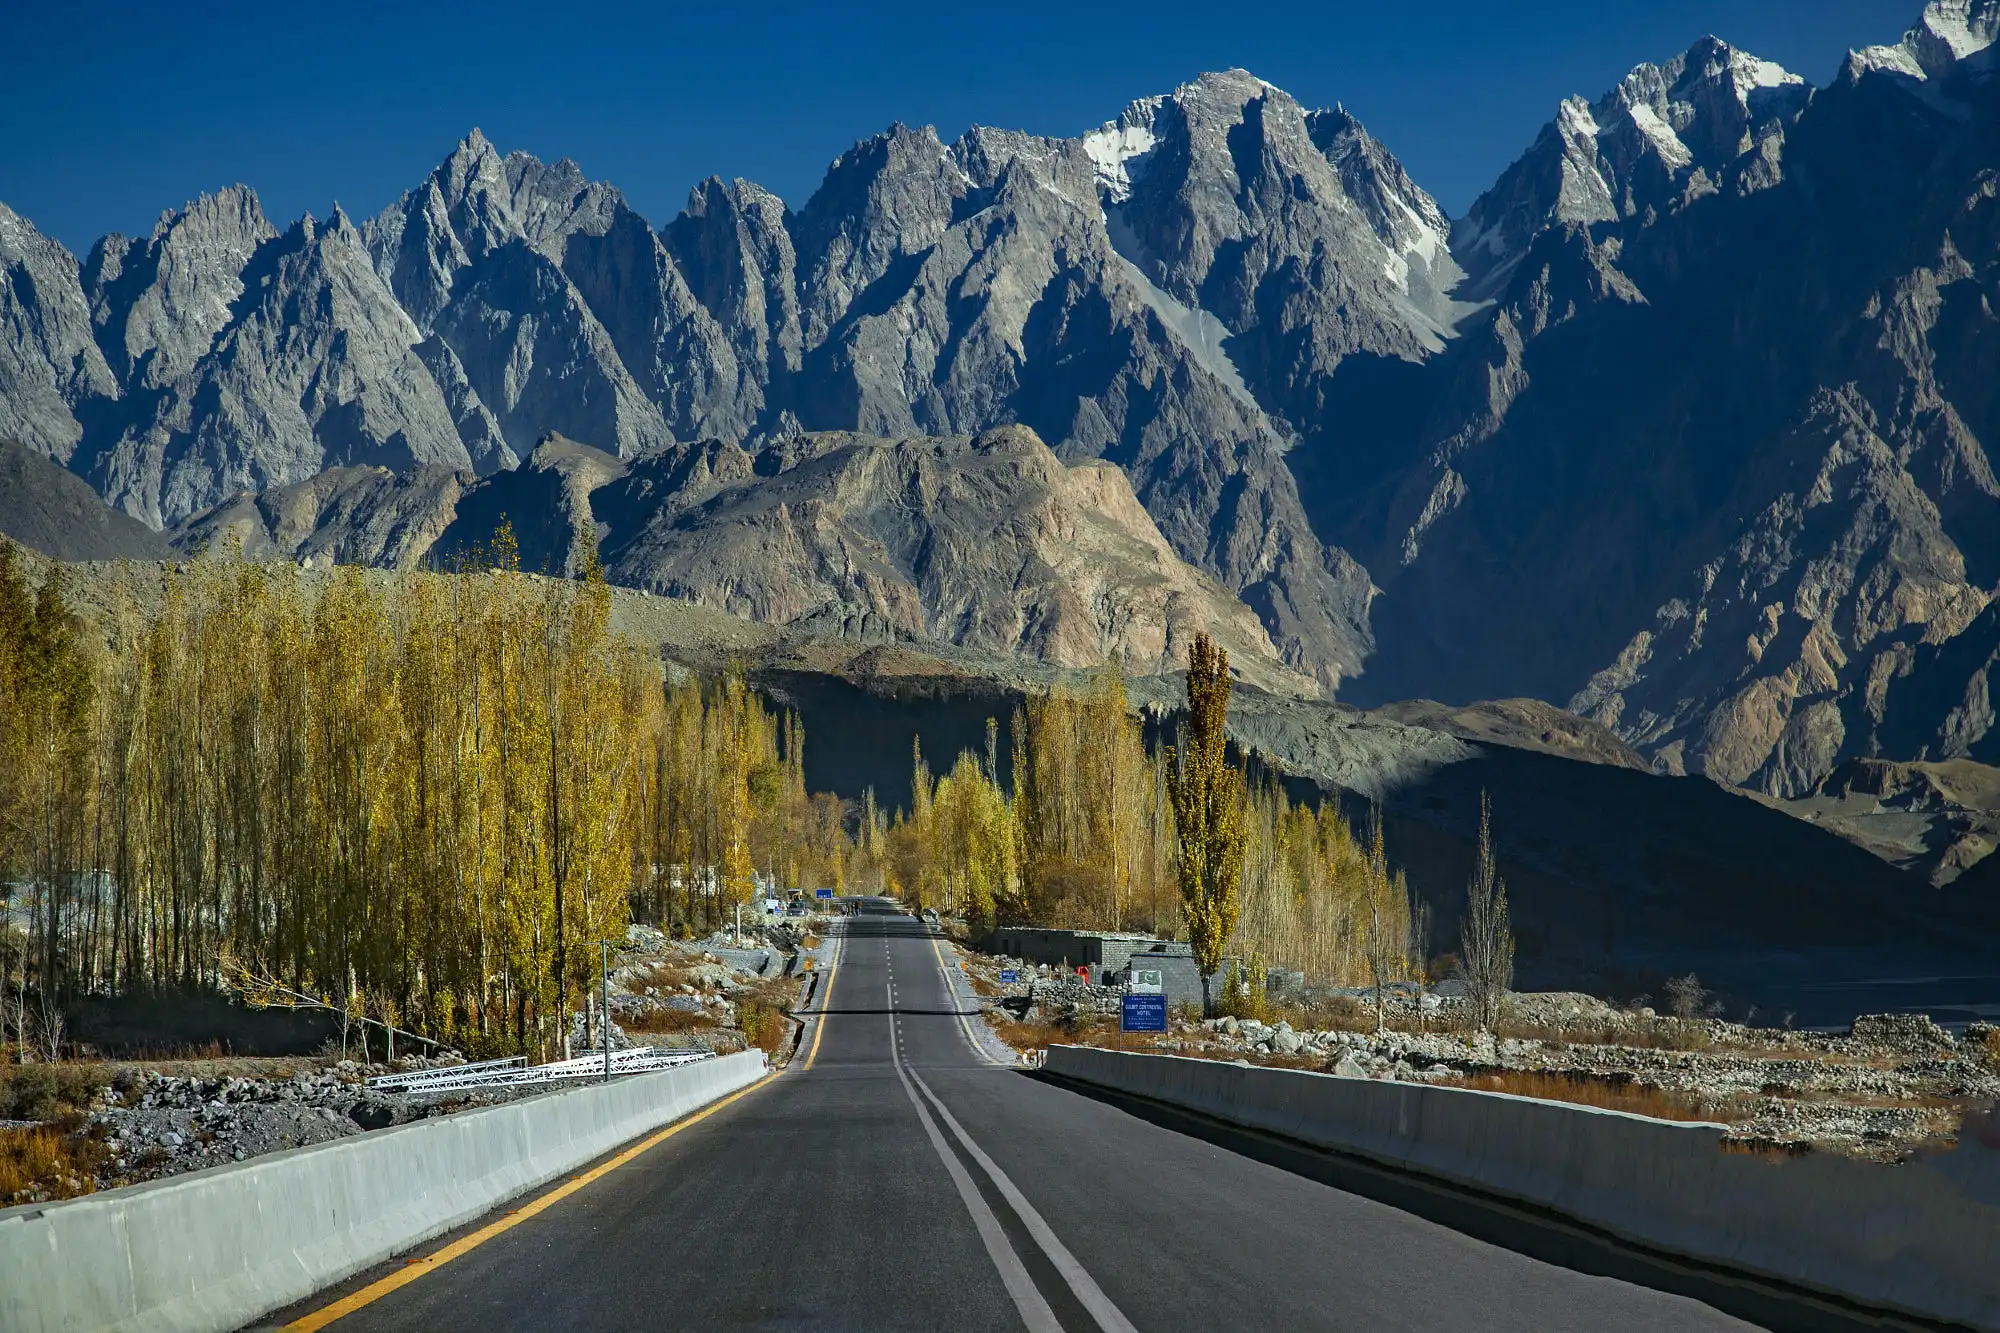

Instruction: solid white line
[909,1066,1139,1333]
[929,935,1013,1067]
[888,985,1062,1333]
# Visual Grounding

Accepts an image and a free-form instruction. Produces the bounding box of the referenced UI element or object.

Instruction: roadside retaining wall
[1045,1045,2000,1331]
[0,1049,767,1333]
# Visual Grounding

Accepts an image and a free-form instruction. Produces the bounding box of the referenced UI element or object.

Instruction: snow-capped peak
[1922,0,2000,59]
[1082,99,1163,202]
[1451,36,1810,294]
[1848,0,1999,84]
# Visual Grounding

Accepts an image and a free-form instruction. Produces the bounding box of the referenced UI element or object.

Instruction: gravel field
[957,945,2000,1160]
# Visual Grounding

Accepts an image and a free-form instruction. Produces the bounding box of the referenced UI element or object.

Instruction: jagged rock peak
[1843,0,1999,85]
[1306,104,1455,277]
[1081,70,1310,204]
[1453,35,1809,292]
[0,202,120,461]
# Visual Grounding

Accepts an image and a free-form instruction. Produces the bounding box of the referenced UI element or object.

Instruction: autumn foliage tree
[1166,634,1246,1013]
[1,541,1434,1059]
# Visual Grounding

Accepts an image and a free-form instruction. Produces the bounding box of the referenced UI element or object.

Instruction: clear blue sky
[2,0,1920,256]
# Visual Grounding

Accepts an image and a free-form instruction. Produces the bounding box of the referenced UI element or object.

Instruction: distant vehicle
[921,908,939,924]
[786,902,806,917]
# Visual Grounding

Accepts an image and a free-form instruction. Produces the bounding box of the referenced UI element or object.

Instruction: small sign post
[815,888,833,902]
[999,968,1019,984]
[1121,992,1167,1033]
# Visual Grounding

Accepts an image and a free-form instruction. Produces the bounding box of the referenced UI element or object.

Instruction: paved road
[284,901,1756,1332]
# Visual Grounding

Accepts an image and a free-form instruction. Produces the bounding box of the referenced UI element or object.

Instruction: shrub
[1982,1028,2000,1072]
[1,1063,108,1121]
[622,1006,722,1035]
[736,1002,787,1056]
[1216,961,1271,1023]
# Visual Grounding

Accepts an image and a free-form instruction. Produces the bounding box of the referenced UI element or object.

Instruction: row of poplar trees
[0,541,836,1059]
[885,636,1421,993]
[2,534,1463,1053]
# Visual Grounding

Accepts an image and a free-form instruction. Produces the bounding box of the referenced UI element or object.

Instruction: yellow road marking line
[286,1073,779,1328]
[801,929,841,1071]
[288,929,850,1328]
[285,1073,773,1329]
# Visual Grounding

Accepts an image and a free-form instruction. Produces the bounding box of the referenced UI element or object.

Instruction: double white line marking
[888,978,1137,1333]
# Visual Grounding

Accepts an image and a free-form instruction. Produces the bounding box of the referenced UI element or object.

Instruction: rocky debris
[596,918,812,1061]
[76,1060,539,1186]
[565,1012,636,1055]
[973,941,2000,1160]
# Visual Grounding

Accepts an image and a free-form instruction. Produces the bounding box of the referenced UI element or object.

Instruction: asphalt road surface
[278,900,1762,1332]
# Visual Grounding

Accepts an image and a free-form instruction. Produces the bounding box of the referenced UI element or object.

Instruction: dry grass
[619,1007,724,1035]
[628,961,700,992]
[1450,1070,1751,1123]
[1489,1017,1700,1051]
[1983,1029,2000,1072]
[987,1013,1174,1057]
[0,1121,112,1205]
[966,974,1004,998]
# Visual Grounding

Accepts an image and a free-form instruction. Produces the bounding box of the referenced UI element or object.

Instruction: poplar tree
[1458,791,1515,1032]
[1166,634,1245,1014]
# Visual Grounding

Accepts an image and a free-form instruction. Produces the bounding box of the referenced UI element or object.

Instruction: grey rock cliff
[0,202,117,462]
[1452,37,1811,296]
[1326,10,2000,800]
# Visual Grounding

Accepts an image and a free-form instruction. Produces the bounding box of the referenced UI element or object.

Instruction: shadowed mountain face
[1316,2,2000,804]
[6,1,2000,813]
[0,439,171,561]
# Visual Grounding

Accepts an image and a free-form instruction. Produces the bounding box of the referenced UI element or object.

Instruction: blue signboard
[999,968,1018,984]
[815,888,833,900]
[1121,993,1167,1033]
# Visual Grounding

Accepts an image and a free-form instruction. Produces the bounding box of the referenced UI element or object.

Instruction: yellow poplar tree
[1166,633,1246,1012]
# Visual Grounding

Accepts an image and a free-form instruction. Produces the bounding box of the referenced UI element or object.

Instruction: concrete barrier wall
[1046,1045,2000,1331]
[0,1050,768,1333]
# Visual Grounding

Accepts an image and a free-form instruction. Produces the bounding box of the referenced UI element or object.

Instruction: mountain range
[3,1,1999,822]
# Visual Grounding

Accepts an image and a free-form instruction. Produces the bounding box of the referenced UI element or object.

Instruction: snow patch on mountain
[1102,206,1278,436]
[1453,38,1809,293]
[1625,101,1693,169]
[1082,101,1163,203]
[1848,0,1998,87]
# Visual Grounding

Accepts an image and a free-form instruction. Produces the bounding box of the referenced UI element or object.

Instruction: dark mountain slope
[0,438,171,560]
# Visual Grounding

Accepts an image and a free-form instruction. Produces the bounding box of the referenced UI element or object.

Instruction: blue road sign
[1121,993,1167,1033]
[815,888,833,900]
[999,968,1018,983]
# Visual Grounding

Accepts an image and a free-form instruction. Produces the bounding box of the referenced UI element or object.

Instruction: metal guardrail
[364,1046,714,1095]
[364,1056,527,1091]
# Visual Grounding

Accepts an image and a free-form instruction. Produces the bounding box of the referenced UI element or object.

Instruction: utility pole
[601,940,612,1083]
